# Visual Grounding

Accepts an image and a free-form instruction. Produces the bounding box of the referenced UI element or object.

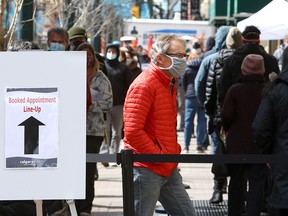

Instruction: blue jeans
[177,85,185,129]
[133,167,196,216]
[210,131,218,154]
[184,98,208,149]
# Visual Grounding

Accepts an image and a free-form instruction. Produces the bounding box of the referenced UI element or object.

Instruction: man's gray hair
[47,27,69,42]
[150,34,186,62]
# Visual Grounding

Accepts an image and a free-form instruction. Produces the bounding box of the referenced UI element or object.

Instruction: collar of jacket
[106,58,119,66]
[235,43,265,56]
[149,62,179,87]
[241,74,265,82]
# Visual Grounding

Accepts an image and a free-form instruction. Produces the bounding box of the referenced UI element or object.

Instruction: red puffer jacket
[123,62,181,177]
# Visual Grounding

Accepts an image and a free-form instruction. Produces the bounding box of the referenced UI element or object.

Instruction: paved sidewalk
[91,131,229,215]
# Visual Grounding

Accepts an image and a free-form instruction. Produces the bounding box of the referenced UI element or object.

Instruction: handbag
[211,131,229,177]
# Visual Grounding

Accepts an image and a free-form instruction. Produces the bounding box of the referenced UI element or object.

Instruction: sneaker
[196,146,204,153]
[183,183,191,189]
[111,163,118,167]
[102,162,109,167]
[183,146,189,153]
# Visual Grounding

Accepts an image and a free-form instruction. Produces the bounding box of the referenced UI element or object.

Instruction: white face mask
[159,55,187,78]
[106,53,117,60]
[126,58,133,65]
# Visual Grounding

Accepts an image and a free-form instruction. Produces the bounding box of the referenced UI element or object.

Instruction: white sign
[0,51,86,200]
[5,87,59,168]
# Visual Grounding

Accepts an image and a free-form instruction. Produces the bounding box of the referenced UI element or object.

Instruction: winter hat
[242,25,261,43]
[68,27,87,40]
[241,54,265,76]
[226,27,242,49]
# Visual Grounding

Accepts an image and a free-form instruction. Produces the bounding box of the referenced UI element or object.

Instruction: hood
[278,71,288,83]
[186,57,202,70]
[105,43,120,64]
[215,26,231,51]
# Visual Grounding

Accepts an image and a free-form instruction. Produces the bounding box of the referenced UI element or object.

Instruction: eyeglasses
[166,53,188,59]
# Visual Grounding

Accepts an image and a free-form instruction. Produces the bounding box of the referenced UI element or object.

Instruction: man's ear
[155,53,163,64]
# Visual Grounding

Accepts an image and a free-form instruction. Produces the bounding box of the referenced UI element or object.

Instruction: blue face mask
[50,43,65,51]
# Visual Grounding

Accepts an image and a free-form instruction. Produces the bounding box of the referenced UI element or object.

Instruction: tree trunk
[0,0,7,51]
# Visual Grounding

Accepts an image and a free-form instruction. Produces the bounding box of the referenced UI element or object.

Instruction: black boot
[209,178,223,204]
[209,190,223,204]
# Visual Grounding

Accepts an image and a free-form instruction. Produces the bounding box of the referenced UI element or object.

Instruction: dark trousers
[0,200,63,216]
[228,163,267,216]
[75,135,103,214]
[279,209,288,216]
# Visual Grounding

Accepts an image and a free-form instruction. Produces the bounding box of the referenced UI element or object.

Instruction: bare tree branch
[0,0,131,51]
[5,0,24,50]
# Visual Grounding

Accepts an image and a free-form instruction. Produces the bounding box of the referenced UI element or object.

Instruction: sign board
[0,51,86,200]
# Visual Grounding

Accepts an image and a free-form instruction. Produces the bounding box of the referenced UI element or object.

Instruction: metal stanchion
[119,149,135,216]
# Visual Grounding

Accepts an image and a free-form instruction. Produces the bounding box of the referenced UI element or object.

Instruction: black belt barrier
[87,150,287,216]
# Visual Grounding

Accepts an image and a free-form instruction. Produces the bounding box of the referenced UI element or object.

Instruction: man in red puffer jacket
[123,34,196,216]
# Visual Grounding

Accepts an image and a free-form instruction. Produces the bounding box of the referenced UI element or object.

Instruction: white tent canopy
[237,0,288,40]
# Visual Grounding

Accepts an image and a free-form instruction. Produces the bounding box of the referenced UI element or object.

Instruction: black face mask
[70,41,83,51]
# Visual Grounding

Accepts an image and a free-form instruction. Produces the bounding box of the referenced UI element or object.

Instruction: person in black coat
[105,44,132,155]
[253,46,288,216]
[204,27,242,204]
[205,27,242,131]
[221,54,267,216]
[217,25,280,107]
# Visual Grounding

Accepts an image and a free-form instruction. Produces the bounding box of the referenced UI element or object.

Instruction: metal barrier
[88,150,288,216]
